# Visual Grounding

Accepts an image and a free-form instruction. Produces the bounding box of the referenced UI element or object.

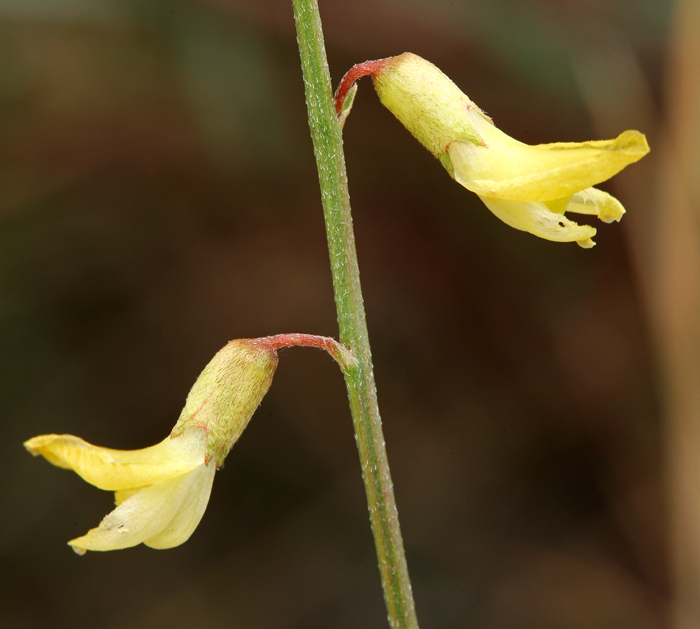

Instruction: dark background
[1,0,693,627]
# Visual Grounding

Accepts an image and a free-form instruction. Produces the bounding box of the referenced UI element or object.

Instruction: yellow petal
[479,195,597,248]
[564,187,626,224]
[114,487,139,506]
[145,463,216,549]
[24,428,207,491]
[449,117,649,202]
[69,462,214,553]
[114,460,216,544]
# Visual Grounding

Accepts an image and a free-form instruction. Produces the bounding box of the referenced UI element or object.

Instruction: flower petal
[479,195,597,248]
[449,122,649,202]
[564,187,626,224]
[145,463,216,549]
[69,462,214,553]
[24,428,207,491]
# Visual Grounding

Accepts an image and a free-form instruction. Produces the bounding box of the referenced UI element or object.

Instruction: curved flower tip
[478,186,627,248]
[71,453,216,554]
[25,428,214,553]
[479,195,598,248]
[448,128,649,202]
[367,52,650,246]
[24,429,207,491]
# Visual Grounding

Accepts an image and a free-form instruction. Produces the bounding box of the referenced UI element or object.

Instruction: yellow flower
[337,53,650,247]
[25,428,213,554]
[445,113,645,248]
[25,339,279,553]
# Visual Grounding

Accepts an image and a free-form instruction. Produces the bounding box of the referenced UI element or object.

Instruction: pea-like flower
[25,428,213,554]
[25,338,279,553]
[335,53,650,247]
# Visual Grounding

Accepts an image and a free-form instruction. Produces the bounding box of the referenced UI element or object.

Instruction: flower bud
[172,339,278,467]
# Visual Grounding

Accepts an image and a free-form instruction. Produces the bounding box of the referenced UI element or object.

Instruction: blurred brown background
[2,0,696,627]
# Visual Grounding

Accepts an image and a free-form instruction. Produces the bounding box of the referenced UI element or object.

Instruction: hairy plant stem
[253,333,356,371]
[291,1,419,627]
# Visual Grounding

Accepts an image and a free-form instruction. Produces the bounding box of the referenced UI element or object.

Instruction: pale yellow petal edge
[450,130,649,202]
[24,428,207,491]
[68,462,214,553]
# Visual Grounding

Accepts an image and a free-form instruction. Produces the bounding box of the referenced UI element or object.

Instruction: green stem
[291,1,419,628]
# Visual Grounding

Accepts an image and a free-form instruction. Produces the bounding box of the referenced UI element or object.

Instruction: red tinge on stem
[333,58,390,116]
[252,334,355,370]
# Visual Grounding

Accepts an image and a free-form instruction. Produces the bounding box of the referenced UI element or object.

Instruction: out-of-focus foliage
[1,1,677,628]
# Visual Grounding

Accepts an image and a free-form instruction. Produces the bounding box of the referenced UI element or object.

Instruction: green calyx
[372,53,484,167]
[172,339,278,467]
